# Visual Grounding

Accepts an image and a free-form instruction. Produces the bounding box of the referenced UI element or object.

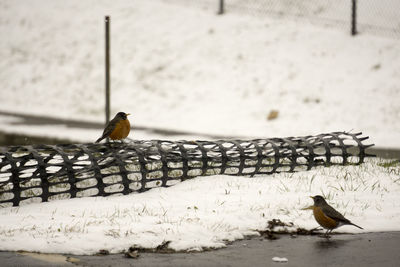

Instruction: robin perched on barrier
[95,112,131,143]
[307,195,363,237]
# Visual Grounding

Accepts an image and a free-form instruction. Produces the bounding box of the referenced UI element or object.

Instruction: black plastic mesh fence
[0,132,374,207]
[163,0,400,38]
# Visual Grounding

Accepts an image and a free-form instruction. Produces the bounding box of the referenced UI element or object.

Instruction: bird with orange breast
[306,195,363,237]
[95,112,131,143]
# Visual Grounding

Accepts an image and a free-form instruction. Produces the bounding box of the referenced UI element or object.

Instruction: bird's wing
[99,118,118,139]
[321,205,351,224]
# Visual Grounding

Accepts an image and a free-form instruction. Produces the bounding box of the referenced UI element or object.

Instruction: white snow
[0,0,400,256]
[0,0,399,147]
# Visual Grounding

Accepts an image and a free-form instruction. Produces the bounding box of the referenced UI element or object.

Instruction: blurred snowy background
[0,0,399,146]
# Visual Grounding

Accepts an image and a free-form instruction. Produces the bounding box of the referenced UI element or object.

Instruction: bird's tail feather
[95,136,104,143]
[351,222,363,229]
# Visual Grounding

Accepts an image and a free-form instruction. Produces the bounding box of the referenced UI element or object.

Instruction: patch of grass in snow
[377,159,400,168]
[376,159,400,177]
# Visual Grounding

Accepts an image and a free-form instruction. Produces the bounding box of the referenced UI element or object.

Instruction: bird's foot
[318,234,331,239]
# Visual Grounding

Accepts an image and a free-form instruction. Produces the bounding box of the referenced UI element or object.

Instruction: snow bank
[0,158,399,254]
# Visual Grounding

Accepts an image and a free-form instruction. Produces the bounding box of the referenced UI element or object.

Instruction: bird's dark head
[116,112,130,120]
[310,195,327,206]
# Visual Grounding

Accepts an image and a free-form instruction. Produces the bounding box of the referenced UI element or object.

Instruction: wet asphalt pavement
[1,232,400,267]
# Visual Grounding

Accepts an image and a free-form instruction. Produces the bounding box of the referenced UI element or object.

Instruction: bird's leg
[106,141,112,148]
[107,140,119,149]
[326,229,333,238]
[323,230,331,238]
[318,230,328,238]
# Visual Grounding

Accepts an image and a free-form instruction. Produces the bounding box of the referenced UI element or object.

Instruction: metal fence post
[217,0,224,15]
[105,16,111,125]
[351,0,357,35]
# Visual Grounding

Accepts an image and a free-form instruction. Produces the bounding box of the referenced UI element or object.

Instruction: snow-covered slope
[0,0,399,147]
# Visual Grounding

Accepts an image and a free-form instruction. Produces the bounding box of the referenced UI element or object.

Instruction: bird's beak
[126,113,131,116]
[301,197,315,210]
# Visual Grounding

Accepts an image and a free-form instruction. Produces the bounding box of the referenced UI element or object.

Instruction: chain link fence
[0,132,374,207]
[357,0,400,37]
[163,0,400,37]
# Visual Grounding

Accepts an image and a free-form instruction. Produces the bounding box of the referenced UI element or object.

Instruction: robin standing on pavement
[95,112,131,143]
[308,195,363,237]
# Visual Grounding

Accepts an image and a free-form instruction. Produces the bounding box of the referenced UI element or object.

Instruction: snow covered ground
[0,0,400,256]
[0,158,399,254]
[0,0,399,147]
